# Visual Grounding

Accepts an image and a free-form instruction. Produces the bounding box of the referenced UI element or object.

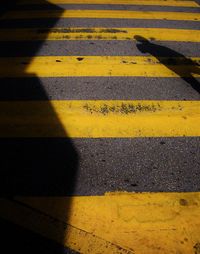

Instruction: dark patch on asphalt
[160,141,166,145]
[83,103,162,115]
[130,183,138,187]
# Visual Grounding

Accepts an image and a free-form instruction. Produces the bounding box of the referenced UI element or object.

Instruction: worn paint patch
[99,28,128,33]
[37,28,127,34]
[1,28,200,42]
[194,243,200,254]
[83,102,161,115]
[0,100,199,137]
[0,56,200,78]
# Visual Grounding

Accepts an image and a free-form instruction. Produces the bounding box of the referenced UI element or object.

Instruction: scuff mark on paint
[83,103,162,115]
[194,242,200,254]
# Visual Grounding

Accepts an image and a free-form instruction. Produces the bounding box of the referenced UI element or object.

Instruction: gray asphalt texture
[0,1,200,253]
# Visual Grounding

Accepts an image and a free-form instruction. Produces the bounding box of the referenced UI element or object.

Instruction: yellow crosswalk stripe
[0,56,199,78]
[0,100,199,137]
[1,27,200,42]
[2,10,200,21]
[1,193,200,254]
[18,0,200,8]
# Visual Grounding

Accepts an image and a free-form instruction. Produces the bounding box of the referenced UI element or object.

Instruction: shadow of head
[134,35,149,43]
[134,35,151,53]
[134,35,200,94]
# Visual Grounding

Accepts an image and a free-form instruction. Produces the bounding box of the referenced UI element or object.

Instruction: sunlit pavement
[0,0,200,253]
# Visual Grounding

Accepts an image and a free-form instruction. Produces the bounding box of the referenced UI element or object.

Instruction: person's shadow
[0,1,79,253]
[134,35,200,94]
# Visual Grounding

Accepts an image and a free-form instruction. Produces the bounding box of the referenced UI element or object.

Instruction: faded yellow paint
[1,193,200,253]
[2,10,200,21]
[1,27,200,42]
[18,0,200,7]
[0,100,199,137]
[0,56,200,78]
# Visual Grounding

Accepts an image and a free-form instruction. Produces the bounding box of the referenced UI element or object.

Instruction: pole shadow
[0,1,79,253]
[134,35,200,94]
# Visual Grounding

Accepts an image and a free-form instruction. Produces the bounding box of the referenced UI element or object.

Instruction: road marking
[0,100,199,137]
[1,192,200,253]
[0,198,132,254]
[18,0,200,8]
[1,27,200,42]
[2,10,200,21]
[0,56,199,78]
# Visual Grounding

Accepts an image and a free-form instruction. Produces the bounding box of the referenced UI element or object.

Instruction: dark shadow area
[134,35,200,94]
[0,1,79,253]
[0,217,77,254]
[0,1,18,16]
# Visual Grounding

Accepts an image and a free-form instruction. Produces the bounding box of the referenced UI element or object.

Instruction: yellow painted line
[0,56,199,78]
[2,10,200,21]
[0,198,132,254]
[0,100,199,137]
[1,27,200,42]
[18,0,200,8]
[1,192,200,253]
